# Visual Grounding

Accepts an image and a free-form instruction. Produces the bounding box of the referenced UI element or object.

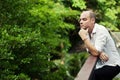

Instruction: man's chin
[82,27,88,30]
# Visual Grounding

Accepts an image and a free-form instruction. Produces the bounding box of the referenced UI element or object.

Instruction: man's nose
[80,20,83,24]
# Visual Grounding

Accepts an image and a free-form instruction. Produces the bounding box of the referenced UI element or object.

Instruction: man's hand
[99,52,109,62]
[78,28,88,40]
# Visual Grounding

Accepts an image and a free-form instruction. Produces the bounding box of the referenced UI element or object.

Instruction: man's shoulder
[95,23,107,31]
[95,23,105,28]
[95,23,109,34]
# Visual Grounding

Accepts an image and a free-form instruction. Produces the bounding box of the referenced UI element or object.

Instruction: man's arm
[82,36,99,56]
[78,28,99,56]
[78,28,109,61]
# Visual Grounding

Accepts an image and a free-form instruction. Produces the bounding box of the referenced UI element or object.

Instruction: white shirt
[88,23,120,69]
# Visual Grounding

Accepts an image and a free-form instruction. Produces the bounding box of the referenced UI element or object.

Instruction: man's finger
[86,28,88,32]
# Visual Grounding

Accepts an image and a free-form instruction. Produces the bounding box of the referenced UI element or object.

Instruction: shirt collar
[92,23,97,34]
[89,23,97,38]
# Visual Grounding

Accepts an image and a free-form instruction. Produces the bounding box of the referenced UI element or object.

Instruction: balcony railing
[74,55,98,80]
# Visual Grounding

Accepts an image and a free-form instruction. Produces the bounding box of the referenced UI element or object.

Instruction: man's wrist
[83,37,88,41]
[98,51,102,56]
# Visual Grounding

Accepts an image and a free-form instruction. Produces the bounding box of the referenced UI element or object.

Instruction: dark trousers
[91,65,120,80]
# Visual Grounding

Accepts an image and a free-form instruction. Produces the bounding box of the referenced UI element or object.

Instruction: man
[78,10,120,80]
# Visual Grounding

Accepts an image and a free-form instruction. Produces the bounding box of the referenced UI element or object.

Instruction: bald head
[82,10,96,20]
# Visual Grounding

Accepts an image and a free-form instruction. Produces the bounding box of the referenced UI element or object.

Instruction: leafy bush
[0,0,120,80]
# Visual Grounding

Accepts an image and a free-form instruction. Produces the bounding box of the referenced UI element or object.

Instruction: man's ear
[91,18,95,23]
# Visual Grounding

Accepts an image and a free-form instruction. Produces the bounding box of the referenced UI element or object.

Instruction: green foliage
[86,0,120,31]
[72,0,86,9]
[0,0,78,80]
[4,73,30,80]
[0,0,120,80]
[63,52,89,77]
[114,77,120,80]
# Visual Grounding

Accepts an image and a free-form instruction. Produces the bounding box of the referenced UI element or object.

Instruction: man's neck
[88,24,95,34]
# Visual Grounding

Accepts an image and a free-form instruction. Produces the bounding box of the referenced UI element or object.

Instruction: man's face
[79,12,93,30]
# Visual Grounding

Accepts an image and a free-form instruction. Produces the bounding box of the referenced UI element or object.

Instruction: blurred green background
[0,0,120,80]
